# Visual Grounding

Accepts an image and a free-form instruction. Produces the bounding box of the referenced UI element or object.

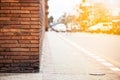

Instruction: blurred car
[52,24,67,32]
[66,23,81,32]
[87,22,112,33]
[87,24,101,33]
[100,23,112,33]
[112,20,120,34]
[66,27,72,32]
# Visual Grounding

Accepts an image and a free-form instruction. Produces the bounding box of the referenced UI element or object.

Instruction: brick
[0,3,10,7]
[19,0,39,3]
[0,52,39,56]
[21,29,39,33]
[0,36,11,39]
[0,33,15,36]
[11,18,30,21]
[31,40,39,43]
[18,40,31,43]
[1,0,19,2]
[31,25,40,28]
[1,29,20,32]
[31,33,39,36]
[11,10,30,13]
[0,48,5,52]
[31,18,40,21]
[10,48,29,51]
[21,7,39,10]
[9,3,21,7]
[0,40,18,43]
[11,63,30,67]
[0,48,10,52]
[15,32,31,36]
[20,21,31,25]
[20,44,39,47]
[21,36,39,39]
[0,60,13,63]
[0,0,43,73]
[2,25,30,29]
[1,7,20,10]
[11,36,21,39]
[19,60,38,63]
[5,56,30,59]
[20,3,39,7]
[29,56,39,59]
[31,22,40,25]
[0,44,21,47]
[0,10,10,13]
[20,21,40,25]
[30,48,39,51]
[0,14,21,17]
[0,21,20,25]
[0,56,4,59]
[0,17,10,20]
[30,11,39,14]
[21,14,39,17]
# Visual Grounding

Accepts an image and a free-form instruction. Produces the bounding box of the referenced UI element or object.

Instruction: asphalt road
[43,31,120,80]
[59,32,120,68]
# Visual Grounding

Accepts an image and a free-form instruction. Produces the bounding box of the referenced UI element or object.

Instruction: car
[112,20,120,34]
[87,22,112,33]
[52,24,67,32]
[66,27,72,32]
[87,24,101,33]
[100,23,112,33]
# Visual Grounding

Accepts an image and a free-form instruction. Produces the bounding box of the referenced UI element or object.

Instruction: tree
[76,3,91,30]
[77,2,112,28]
[93,3,112,24]
[48,16,54,24]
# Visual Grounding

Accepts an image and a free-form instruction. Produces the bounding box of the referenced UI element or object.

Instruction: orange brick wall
[0,0,44,72]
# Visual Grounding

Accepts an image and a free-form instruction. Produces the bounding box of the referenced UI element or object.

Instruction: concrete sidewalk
[0,32,120,80]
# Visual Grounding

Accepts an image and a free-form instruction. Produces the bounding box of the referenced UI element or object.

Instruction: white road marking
[102,62,114,67]
[110,67,120,71]
[57,34,120,72]
[96,58,106,62]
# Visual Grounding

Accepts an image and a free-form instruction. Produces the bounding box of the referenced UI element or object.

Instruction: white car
[88,22,112,33]
[53,24,66,32]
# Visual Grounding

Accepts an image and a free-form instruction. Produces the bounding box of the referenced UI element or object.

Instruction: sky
[48,0,120,20]
[48,0,82,20]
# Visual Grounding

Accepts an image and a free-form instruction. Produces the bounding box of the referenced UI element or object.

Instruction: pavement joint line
[110,67,120,71]
[96,58,106,62]
[102,62,114,67]
[57,34,120,73]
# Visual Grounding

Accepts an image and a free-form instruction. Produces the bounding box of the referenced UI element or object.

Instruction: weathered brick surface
[0,0,44,72]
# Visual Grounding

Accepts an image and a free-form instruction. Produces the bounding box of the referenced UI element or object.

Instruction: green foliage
[48,16,54,24]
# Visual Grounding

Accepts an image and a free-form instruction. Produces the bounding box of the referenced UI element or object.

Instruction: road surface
[59,32,120,67]
[41,32,120,80]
